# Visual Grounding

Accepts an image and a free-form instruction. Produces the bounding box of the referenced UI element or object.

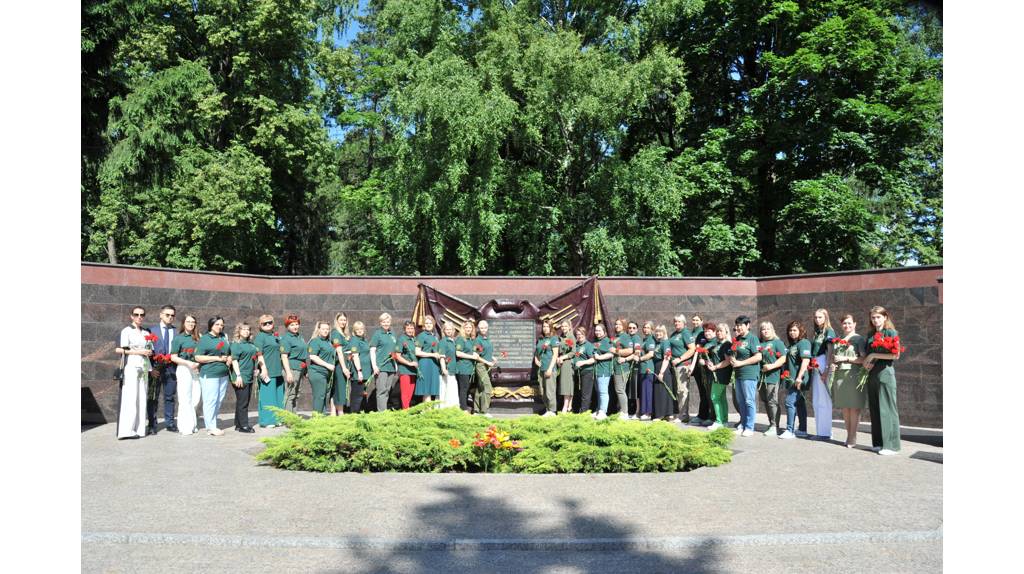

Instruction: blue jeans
[200,375,228,430]
[736,379,757,430]
[784,385,808,433]
[596,375,611,414]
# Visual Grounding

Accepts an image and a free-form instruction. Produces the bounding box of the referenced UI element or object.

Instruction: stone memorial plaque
[487,320,537,370]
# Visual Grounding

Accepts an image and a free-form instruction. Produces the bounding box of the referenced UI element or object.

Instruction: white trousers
[176,365,202,435]
[811,355,833,437]
[117,367,148,438]
[439,374,460,409]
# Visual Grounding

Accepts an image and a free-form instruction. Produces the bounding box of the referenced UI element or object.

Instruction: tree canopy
[82,0,942,276]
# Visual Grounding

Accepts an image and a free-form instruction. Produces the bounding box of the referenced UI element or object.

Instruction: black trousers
[456,374,473,410]
[349,380,367,413]
[696,370,713,421]
[577,370,595,413]
[233,383,251,428]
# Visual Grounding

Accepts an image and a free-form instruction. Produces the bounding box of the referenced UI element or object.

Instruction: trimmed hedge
[256,404,734,473]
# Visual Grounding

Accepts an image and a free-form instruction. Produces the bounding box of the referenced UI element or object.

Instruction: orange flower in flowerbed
[449,438,462,448]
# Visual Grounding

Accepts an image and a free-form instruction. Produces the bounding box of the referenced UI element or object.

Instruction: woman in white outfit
[170,314,202,435]
[116,306,152,439]
[810,309,836,440]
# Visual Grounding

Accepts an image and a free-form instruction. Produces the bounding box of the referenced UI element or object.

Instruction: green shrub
[255,405,734,473]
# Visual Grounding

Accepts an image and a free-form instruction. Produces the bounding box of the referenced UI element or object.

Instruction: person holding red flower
[254,314,287,427]
[194,316,232,436]
[571,326,596,413]
[828,314,867,448]
[280,314,308,413]
[115,306,153,439]
[438,321,460,409]
[863,306,904,455]
[729,315,763,436]
[758,321,787,436]
[472,320,496,416]
[453,321,477,412]
[329,313,352,416]
[346,321,373,412]
[779,320,813,440]
[690,321,719,427]
[534,320,560,416]
[305,321,338,417]
[653,324,679,421]
[701,323,734,430]
[170,314,202,435]
[556,320,576,413]
[637,321,658,420]
[414,315,443,401]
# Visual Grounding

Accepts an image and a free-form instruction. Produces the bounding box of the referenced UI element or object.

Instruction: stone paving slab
[82,412,942,573]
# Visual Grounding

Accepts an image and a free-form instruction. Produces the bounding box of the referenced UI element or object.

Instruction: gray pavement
[82,412,942,573]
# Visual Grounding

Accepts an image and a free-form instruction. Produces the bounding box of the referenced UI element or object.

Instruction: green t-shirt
[230,340,258,383]
[655,338,671,367]
[397,334,418,375]
[613,332,633,376]
[440,337,457,372]
[474,335,494,363]
[368,328,398,373]
[254,330,284,378]
[640,335,657,375]
[669,329,694,365]
[170,333,198,362]
[347,335,371,381]
[785,338,813,388]
[709,339,734,385]
[594,337,613,377]
[759,337,787,385]
[415,331,440,369]
[732,332,762,381]
[281,331,308,371]
[196,332,231,378]
[573,340,594,373]
[811,326,836,358]
[307,336,336,378]
[453,336,474,375]
[535,336,555,372]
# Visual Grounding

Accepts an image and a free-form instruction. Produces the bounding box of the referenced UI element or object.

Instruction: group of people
[114,304,904,455]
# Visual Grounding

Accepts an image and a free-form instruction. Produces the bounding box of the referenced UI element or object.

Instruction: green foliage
[256,405,734,473]
[82,0,942,275]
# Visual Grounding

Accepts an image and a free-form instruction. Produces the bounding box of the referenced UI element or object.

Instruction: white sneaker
[734,427,744,435]
[595,412,608,420]
[207,428,224,436]
[640,415,651,421]
[543,411,556,417]
[778,430,796,439]
[762,426,778,437]
[740,429,754,437]
[878,449,898,456]
[795,430,809,438]
[708,422,723,431]
[482,413,494,418]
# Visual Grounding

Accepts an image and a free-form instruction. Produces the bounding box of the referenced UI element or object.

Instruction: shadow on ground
[341,483,724,574]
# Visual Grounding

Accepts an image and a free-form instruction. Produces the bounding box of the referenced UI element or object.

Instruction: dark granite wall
[82,265,940,428]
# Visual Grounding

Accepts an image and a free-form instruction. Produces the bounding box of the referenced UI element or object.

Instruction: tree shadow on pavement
[341,483,725,574]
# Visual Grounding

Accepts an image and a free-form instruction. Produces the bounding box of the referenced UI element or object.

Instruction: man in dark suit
[149,305,179,433]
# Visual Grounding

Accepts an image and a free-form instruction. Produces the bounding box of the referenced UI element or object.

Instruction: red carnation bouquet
[858,333,906,390]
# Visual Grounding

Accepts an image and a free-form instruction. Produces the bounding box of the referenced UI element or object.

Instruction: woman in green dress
[863,306,904,455]
[329,313,351,416]
[828,313,867,448]
[229,322,259,433]
[414,316,443,401]
[307,321,338,416]
[556,320,575,413]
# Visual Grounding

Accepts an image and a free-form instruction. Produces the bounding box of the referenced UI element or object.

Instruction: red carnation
[566,339,575,347]
[665,349,673,357]
[274,332,279,337]
[431,341,437,348]
[446,356,453,363]
[183,347,194,354]
[775,351,783,358]
[542,342,550,350]
[216,341,225,351]
[299,362,307,369]
[782,370,791,379]
[475,344,484,353]
[255,351,262,358]
[696,346,707,354]
[500,351,509,359]
[809,358,820,370]
[144,333,159,343]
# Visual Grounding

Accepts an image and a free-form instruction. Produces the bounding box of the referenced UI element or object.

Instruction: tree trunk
[106,236,118,264]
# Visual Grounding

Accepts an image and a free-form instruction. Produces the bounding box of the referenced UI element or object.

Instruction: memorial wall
[82,263,941,427]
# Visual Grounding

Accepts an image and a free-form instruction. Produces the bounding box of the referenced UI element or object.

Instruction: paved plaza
[82,413,942,573]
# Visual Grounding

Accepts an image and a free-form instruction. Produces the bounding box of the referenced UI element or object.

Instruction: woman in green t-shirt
[571,326,596,414]
[329,313,351,416]
[395,321,419,409]
[194,316,233,436]
[438,321,459,409]
[307,321,338,416]
[229,322,259,433]
[346,321,372,412]
[414,316,443,400]
[701,323,734,430]
[779,320,813,439]
[170,314,201,435]
[534,320,559,417]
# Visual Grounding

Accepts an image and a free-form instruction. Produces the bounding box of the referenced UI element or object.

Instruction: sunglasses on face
[262,321,274,326]
[132,312,146,317]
